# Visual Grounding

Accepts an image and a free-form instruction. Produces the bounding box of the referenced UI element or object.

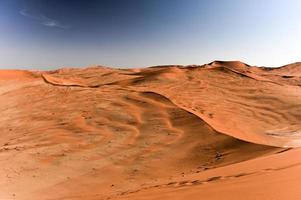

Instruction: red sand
[0,61,301,200]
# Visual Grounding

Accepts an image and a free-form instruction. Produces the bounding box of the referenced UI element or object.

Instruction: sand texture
[1,61,301,199]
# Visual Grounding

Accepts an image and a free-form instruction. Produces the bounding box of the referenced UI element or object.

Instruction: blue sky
[0,0,301,69]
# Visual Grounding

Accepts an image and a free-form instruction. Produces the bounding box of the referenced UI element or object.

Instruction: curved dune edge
[41,71,280,150]
[41,71,273,148]
[40,62,301,148]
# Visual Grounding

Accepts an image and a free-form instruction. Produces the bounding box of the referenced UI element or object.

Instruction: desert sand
[0,61,301,200]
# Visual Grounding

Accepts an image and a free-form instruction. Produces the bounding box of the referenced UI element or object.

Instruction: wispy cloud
[20,9,70,29]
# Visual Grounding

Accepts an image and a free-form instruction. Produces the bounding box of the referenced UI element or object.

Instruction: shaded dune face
[0,62,300,199]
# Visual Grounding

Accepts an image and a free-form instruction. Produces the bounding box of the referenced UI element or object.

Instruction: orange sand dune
[0,61,300,200]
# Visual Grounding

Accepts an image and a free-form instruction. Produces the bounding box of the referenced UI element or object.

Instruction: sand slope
[0,61,300,200]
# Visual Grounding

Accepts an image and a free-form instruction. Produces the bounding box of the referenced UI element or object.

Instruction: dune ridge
[41,61,301,147]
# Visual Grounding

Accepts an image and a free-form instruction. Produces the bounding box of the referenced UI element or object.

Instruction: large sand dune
[0,61,301,199]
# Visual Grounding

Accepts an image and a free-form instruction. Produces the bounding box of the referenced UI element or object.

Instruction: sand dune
[0,61,300,199]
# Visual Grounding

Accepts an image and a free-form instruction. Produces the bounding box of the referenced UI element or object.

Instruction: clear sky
[0,0,301,69]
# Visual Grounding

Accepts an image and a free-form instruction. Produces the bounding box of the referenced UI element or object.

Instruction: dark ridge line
[220,66,284,86]
[41,73,102,88]
[275,148,293,154]
[41,73,145,88]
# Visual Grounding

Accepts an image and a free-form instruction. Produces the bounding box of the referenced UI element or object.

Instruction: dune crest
[14,61,301,148]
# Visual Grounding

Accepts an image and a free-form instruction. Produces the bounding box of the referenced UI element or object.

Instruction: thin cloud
[20,9,70,29]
